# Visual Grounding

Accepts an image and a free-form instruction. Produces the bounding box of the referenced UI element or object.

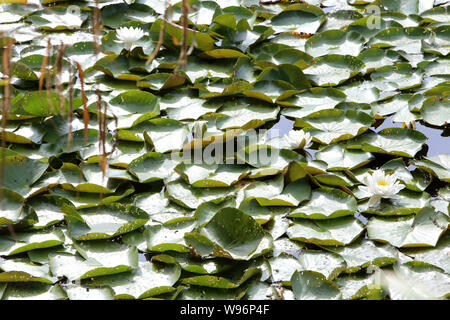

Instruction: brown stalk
[55,43,67,117]
[146,2,169,66]
[67,61,74,151]
[74,62,90,146]
[93,0,101,55]
[45,40,57,116]
[1,40,12,189]
[0,40,16,238]
[175,0,190,72]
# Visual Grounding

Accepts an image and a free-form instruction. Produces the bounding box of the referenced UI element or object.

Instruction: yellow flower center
[377,180,388,187]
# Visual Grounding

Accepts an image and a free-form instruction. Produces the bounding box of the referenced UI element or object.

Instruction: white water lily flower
[115,26,145,50]
[358,169,405,207]
[284,129,312,149]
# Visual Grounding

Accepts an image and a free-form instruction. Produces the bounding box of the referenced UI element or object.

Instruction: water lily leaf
[64,284,114,300]
[381,158,431,192]
[128,152,178,183]
[370,27,430,54]
[2,121,46,144]
[195,208,271,260]
[49,247,136,281]
[412,154,450,182]
[244,175,311,207]
[370,63,422,91]
[268,253,301,284]
[420,96,450,126]
[255,47,313,70]
[194,199,237,228]
[371,94,419,123]
[137,72,186,91]
[145,218,196,253]
[160,90,221,120]
[287,216,364,246]
[1,283,66,300]
[278,87,346,111]
[73,240,138,270]
[87,260,181,299]
[158,252,235,275]
[182,56,234,83]
[127,118,189,153]
[67,204,149,240]
[238,198,274,225]
[289,188,357,219]
[107,90,160,128]
[0,260,57,284]
[367,207,449,248]
[315,143,374,170]
[101,3,157,28]
[94,54,152,81]
[291,270,341,300]
[422,25,450,56]
[402,234,450,274]
[339,81,382,105]
[346,127,427,158]
[0,230,64,256]
[359,189,431,216]
[383,264,450,300]
[150,18,215,52]
[295,109,373,145]
[28,7,87,30]
[27,195,72,229]
[243,148,305,178]
[181,266,260,289]
[297,250,346,281]
[175,285,242,300]
[303,54,364,86]
[270,4,325,34]
[305,30,365,57]
[358,48,400,73]
[323,239,398,273]
[55,163,123,194]
[336,273,382,300]
[0,189,28,226]
[166,179,235,210]
[216,99,279,130]
[244,280,278,300]
[10,91,78,117]
[52,185,134,209]
[377,0,433,15]
[176,163,249,188]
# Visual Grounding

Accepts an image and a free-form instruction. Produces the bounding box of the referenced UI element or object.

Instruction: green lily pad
[297,250,346,281]
[270,4,325,34]
[315,143,374,170]
[0,230,65,256]
[367,207,449,248]
[294,109,373,145]
[303,54,364,86]
[0,260,57,284]
[193,208,272,260]
[67,204,149,240]
[323,239,398,273]
[346,128,427,158]
[287,216,364,246]
[291,270,341,300]
[128,152,178,183]
[245,175,311,207]
[305,30,365,57]
[87,260,181,299]
[289,188,357,219]
[412,154,450,182]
